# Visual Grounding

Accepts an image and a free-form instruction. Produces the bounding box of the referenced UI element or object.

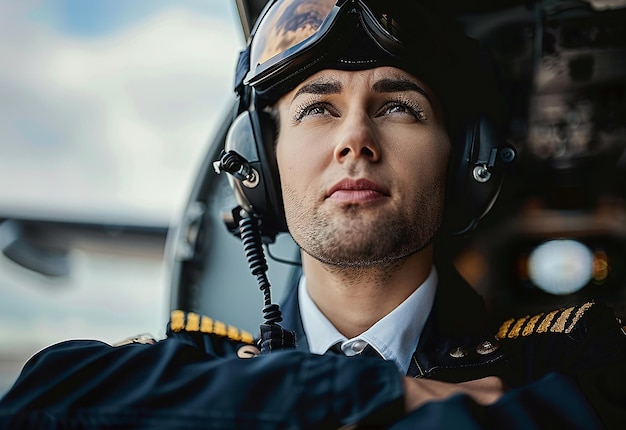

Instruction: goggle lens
[245,0,420,92]
[250,0,336,67]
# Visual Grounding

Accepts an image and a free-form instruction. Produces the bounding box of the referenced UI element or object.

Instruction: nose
[333,113,381,163]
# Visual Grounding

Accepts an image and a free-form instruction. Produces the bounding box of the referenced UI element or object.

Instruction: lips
[326,178,390,202]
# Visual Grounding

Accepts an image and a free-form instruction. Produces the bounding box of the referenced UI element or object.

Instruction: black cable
[238,210,282,325]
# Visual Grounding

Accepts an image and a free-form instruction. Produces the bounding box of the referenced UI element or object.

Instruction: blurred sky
[0,0,244,227]
[0,0,247,394]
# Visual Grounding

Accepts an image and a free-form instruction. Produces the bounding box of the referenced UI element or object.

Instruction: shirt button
[351,339,368,354]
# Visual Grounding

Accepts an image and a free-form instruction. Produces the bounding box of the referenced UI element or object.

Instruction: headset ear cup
[443,115,509,236]
[223,110,286,241]
[251,109,287,236]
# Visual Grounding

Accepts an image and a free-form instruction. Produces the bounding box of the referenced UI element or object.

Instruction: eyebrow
[290,76,431,102]
[292,80,342,101]
[372,78,431,102]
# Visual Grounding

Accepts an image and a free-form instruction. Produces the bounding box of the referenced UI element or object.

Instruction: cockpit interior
[168,0,626,333]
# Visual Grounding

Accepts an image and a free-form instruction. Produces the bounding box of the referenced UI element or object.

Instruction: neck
[302,245,434,339]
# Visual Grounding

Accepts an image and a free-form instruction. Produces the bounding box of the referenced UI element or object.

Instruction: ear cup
[443,115,513,236]
[224,110,287,241]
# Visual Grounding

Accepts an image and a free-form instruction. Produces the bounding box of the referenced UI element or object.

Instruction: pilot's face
[275,66,451,267]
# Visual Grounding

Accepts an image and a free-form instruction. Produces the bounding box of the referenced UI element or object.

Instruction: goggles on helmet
[241,0,467,106]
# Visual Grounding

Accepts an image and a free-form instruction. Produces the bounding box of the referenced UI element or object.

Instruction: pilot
[1,1,625,429]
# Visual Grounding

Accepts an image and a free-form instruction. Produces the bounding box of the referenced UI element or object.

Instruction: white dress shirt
[298,267,438,374]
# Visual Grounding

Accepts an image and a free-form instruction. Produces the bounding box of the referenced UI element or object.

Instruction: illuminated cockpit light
[528,239,594,295]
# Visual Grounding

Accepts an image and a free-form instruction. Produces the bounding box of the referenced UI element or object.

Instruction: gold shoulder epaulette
[169,310,255,344]
[495,302,595,340]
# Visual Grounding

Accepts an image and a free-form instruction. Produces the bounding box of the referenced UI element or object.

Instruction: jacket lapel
[407,261,506,380]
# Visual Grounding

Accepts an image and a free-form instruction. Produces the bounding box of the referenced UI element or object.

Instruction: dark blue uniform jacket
[1,266,625,429]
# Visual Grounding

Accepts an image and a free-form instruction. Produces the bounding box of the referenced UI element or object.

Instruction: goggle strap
[234,46,251,102]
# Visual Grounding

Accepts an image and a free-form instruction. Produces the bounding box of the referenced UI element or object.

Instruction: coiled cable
[238,210,282,325]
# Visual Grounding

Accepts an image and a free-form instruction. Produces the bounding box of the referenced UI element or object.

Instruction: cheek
[276,139,298,187]
[275,137,314,225]
[392,130,451,176]
[276,129,328,185]
[275,134,314,200]
[431,134,452,171]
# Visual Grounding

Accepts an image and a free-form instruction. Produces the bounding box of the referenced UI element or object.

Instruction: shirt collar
[298,267,438,374]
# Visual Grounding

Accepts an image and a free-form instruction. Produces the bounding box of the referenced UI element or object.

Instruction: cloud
[0,4,244,226]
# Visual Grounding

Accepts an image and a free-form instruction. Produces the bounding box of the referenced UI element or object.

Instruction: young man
[1,1,625,428]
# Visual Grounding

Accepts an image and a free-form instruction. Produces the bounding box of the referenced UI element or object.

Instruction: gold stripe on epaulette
[495,302,595,339]
[496,318,514,340]
[550,306,575,333]
[169,310,254,344]
[171,310,185,331]
[537,309,559,333]
[186,312,200,331]
[565,302,594,334]
[201,316,213,333]
[508,315,529,338]
[522,313,543,337]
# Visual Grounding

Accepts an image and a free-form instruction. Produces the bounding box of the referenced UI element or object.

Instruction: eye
[379,100,427,121]
[293,102,334,122]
